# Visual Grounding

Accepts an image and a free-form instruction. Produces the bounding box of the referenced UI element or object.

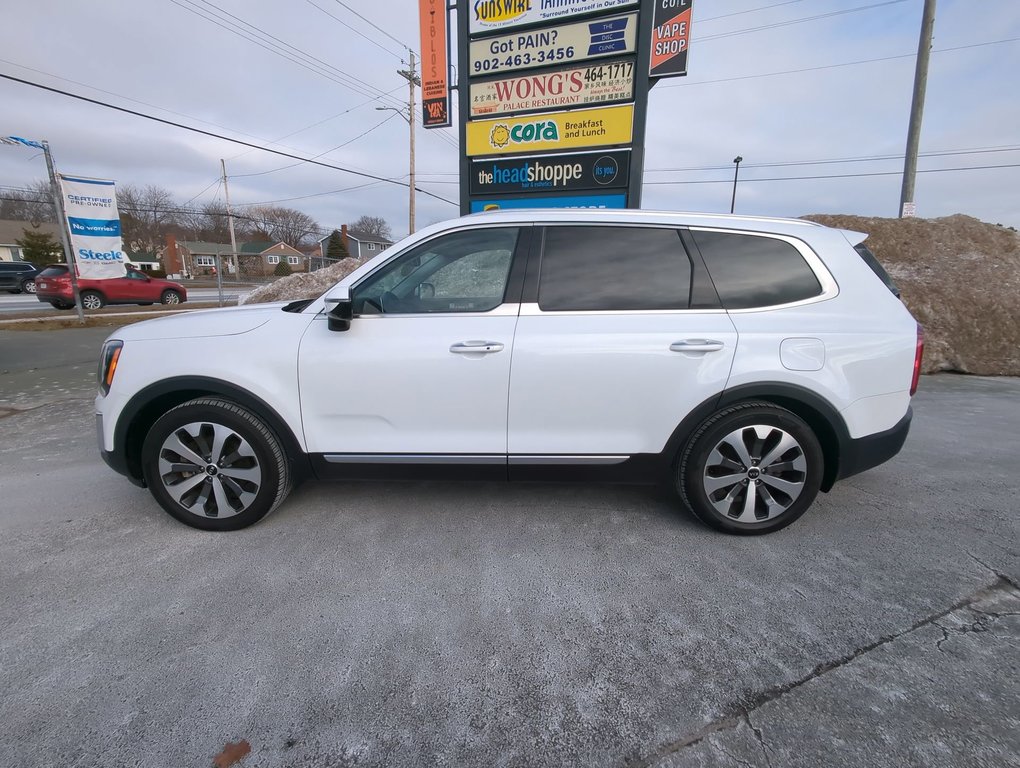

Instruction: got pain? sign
[466,104,633,156]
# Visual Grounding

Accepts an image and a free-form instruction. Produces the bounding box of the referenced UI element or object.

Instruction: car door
[298,225,529,460]
[507,224,738,462]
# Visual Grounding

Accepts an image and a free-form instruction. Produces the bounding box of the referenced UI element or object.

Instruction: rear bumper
[836,407,913,482]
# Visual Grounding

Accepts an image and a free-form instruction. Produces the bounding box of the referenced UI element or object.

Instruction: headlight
[98,340,123,396]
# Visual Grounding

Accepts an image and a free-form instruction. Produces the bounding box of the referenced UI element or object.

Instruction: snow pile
[241,258,361,305]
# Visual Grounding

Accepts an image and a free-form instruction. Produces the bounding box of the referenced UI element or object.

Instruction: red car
[34,265,187,310]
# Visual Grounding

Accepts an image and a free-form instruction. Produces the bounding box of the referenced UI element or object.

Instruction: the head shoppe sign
[454,0,696,213]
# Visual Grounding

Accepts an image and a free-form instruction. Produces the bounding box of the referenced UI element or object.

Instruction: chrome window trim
[320,302,521,320]
[687,226,840,312]
[519,303,726,317]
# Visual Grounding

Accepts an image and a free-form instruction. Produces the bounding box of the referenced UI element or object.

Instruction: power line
[234,180,385,206]
[0,71,457,206]
[180,177,222,208]
[328,0,415,57]
[659,37,1020,89]
[643,163,1020,185]
[697,0,806,24]
[304,0,406,60]
[695,0,909,43]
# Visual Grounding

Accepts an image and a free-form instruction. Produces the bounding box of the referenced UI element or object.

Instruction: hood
[109,302,291,342]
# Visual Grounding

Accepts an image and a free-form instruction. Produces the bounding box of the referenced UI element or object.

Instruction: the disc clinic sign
[470,59,634,118]
[469,12,638,76]
[470,149,631,194]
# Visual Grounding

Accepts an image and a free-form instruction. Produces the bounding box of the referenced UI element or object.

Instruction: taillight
[98,340,123,396]
[910,325,924,396]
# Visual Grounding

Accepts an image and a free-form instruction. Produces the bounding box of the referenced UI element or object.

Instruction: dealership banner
[471,59,633,118]
[649,0,693,78]
[466,103,634,156]
[469,12,637,76]
[418,0,451,127]
[470,0,638,35]
[470,192,627,212]
[471,149,631,195]
[57,175,128,279]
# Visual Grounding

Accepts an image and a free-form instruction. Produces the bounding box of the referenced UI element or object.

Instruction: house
[0,220,64,262]
[161,235,306,278]
[316,224,393,263]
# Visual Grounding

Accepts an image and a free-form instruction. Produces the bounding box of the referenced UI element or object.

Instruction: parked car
[0,261,42,294]
[95,210,922,534]
[34,265,187,310]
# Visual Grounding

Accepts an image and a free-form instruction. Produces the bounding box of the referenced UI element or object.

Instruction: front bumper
[836,407,913,482]
[97,411,145,487]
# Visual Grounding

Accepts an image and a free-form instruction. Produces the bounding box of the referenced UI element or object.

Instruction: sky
[1,0,1018,242]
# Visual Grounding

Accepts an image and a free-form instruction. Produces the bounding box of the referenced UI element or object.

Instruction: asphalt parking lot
[1,326,1017,768]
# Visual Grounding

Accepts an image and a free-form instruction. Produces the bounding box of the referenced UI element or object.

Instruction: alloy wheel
[156,421,262,519]
[702,424,807,523]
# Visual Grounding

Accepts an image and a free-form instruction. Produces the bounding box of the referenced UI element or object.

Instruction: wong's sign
[466,104,634,156]
[469,0,638,35]
[470,149,631,194]
[469,12,637,76]
[58,175,127,280]
[470,59,633,118]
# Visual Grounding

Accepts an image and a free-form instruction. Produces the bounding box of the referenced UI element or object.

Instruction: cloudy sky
[2,0,1018,240]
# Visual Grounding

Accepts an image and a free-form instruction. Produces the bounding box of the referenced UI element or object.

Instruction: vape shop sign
[471,60,633,118]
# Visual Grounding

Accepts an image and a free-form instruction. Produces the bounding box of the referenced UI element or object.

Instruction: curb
[0,305,223,328]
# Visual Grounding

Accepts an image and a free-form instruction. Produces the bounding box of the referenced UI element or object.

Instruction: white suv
[96,210,922,535]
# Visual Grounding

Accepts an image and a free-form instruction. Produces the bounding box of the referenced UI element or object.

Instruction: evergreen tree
[273,259,292,277]
[326,229,348,260]
[15,227,63,263]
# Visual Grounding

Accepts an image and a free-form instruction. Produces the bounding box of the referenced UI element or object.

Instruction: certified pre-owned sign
[466,104,634,156]
[469,0,638,35]
[470,13,637,76]
[470,60,633,118]
[470,150,631,194]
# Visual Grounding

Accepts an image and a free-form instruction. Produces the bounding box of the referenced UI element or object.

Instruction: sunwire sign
[469,13,638,76]
[470,59,634,118]
[470,150,631,194]
[469,0,639,35]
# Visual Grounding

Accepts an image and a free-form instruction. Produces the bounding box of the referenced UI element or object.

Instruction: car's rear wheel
[141,397,291,531]
[677,402,823,535]
[80,290,105,310]
[21,279,37,294]
[161,290,182,305]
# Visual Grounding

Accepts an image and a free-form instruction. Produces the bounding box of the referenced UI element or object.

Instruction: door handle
[450,340,504,354]
[670,339,725,353]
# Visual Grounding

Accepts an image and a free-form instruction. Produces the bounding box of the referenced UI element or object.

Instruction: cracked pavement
[0,328,1017,767]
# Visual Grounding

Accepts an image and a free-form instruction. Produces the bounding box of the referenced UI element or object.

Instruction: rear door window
[38,266,69,278]
[538,226,692,311]
[854,243,900,297]
[691,230,822,309]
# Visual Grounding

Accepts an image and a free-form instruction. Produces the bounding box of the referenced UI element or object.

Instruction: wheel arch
[664,382,849,492]
[114,376,309,486]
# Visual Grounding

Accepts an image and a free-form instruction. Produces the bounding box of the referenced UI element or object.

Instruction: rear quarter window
[38,266,69,278]
[691,230,823,310]
[854,243,900,297]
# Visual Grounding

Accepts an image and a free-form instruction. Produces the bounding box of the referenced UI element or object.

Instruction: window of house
[267,255,280,264]
[287,256,300,265]
[367,242,376,251]
[690,230,823,309]
[195,255,215,266]
[538,226,692,312]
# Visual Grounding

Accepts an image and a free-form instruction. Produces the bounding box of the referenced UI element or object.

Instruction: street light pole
[730,156,743,214]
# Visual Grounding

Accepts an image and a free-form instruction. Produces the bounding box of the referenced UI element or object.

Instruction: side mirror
[325,288,353,332]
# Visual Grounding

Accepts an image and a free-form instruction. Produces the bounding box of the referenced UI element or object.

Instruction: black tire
[8,288,21,294]
[676,402,823,535]
[138,302,154,306]
[21,279,37,294]
[161,290,183,305]
[141,397,291,531]
[80,290,105,310]
[50,300,74,310]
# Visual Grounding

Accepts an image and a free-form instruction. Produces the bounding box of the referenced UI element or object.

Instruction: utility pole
[398,51,419,235]
[43,141,85,323]
[730,156,743,214]
[219,158,236,305]
[899,0,937,218]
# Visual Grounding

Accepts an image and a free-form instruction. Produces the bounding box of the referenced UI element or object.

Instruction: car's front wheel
[161,290,182,305]
[141,397,291,531]
[677,402,823,535]
[80,290,105,310]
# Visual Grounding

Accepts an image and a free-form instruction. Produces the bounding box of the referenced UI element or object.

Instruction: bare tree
[118,184,180,251]
[352,215,392,240]
[244,205,319,247]
[0,180,56,224]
